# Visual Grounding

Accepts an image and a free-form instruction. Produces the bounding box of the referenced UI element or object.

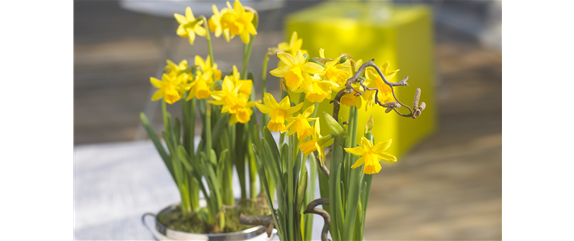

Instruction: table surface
[74,140,328,240]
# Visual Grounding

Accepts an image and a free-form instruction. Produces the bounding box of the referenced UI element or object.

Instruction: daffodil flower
[270,50,324,90]
[220,0,257,44]
[186,74,211,100]
[208,5,228,39]
[278,31,306,56]
[165,59,189,78]
[345,137,397,175]
[340,86,363,108]
[256,93,304,132]
[150,73,183,104]
[299,120,332,163]
[195,55,222,82]
[319,49,352,90]
[293,74,339,103]
[226,65,252,97]
[209,77,243,114]
[175,7,207,45]
[165,59,192,94]
[363,61,399,110]
[229,99,258,125]
[285,105,317,140]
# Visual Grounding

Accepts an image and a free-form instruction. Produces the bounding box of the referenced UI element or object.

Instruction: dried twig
[331,59,426,120]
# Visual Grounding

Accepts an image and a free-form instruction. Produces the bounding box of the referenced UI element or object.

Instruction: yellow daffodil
[186,74,212,100]
[278,31,307,55]
[229,99,258,125]
[270,50,324,90]
[363,61,399,110]
[150,73,183,104]
[165,59,189,79]
[299,120,332,163]
[226,65,252,97]
[285,105,317,140]
[256,93,304,132]
[195,55,222,82]
[220,0,257,44]
[341,85,364,108]
[165,59,192,95]
[209,77,243,114]
[345,137,397,175]
[208,5,228,39]
[294,74,339,103]
[175,7,207,45]
[319,49,352,90]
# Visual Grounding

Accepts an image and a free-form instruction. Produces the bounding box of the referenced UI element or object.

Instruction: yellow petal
[360,137,373,149]
[286,102,304,115]
[195,26,207,37]
[270,66,290,77]
[234,0,244,14]
[174,13,187,24]
[303,62,324,74]
[176,25,187,37]
[372,139,392,153]
[302,105,315,118]
[277,53,296,67]
[377,152,397,162]
[150,77,162,88]
[151,90,163,101]
[256,103,274,114]
[278,42,289,51]
[188,31,196,45]
[290,32,298,46]
[247,22,257,35]
[345,146,366,157]
[294,50,305,64]
[351,156,365,168]
[240,30,250,44]
[185,7,195,22]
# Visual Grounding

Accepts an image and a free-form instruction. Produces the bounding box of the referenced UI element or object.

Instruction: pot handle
[142,213,160,241]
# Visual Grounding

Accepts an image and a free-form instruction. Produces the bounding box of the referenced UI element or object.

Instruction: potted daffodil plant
[140,1,427,240]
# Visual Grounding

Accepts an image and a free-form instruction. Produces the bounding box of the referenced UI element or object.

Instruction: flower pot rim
[151,202,269,240]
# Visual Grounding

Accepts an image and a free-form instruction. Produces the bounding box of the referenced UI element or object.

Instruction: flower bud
[323,112,348,138]
[365,115,374,134]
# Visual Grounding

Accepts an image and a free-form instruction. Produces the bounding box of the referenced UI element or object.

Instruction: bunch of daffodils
[140,0,426,239]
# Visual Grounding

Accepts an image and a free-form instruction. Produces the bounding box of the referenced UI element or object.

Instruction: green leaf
[209,149,217,166]
[295,168,307,212]
[174,116,181,146]
[139,113,173,177]
[210,113,229,145]
[263,127,281,169]
[176,145,193,172]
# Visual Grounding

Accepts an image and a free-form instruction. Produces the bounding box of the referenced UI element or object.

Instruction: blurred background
[75,0,501,240]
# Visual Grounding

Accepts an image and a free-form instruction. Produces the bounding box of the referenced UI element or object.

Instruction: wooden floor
[74,1,501,240]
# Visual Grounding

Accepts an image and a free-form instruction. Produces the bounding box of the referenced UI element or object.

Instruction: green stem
[260,52,270,127]
[162,99,169,139]
[241,36,255,80]
[202,17,215,68]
